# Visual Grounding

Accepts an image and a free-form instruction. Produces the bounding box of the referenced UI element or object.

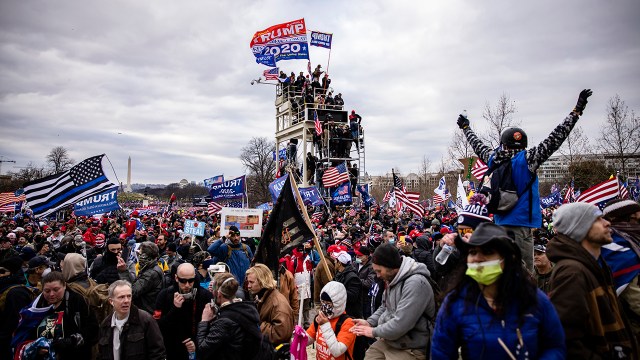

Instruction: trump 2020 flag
[209,175,246,200]
[331,182,352,205]
[24,154,117,218]
[310,31,332,49]
[250,18,310,67]
[254,176,314,272]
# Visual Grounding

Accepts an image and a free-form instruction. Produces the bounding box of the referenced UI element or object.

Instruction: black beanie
[372,243,402,269]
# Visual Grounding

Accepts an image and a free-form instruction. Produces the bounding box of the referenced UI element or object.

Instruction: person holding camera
[154,262,213,360]
[197,272,263,360]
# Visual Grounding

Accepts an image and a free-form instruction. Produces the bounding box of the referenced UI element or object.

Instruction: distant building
[538,153,640,183]
[179,179,189,188]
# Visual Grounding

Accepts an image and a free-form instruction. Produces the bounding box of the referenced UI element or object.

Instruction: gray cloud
[1,0,638,185]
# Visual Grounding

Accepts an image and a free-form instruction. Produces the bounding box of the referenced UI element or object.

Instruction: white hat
[336,251,351,265]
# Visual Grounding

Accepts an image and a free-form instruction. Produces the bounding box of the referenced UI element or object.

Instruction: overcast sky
[1,0,638,186]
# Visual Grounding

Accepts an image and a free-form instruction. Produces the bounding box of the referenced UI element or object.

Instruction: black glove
[573,89,592,115]
[457,114,470,129]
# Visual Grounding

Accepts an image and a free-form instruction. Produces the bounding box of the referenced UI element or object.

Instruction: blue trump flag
[331,182,352,205]
[357,184,375,207]
[540,191,563,209]
[210,175,246,200]
[299,186,324,206]
[310,31,332,49]
[204,175,224,188]
[74,187,120,216]
[268,174,289,203]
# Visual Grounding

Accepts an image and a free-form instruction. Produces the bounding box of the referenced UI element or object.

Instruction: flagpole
[288,168,333,281]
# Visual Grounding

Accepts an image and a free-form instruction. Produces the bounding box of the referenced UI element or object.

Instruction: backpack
[66,278,112,323]
[227,243,251,261]
[479,159,535,216]
[0,285,38,312]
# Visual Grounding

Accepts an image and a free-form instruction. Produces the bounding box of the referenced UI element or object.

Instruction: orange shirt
[306,314,356,360]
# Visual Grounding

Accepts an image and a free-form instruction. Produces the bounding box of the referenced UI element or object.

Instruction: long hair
[443,241,537,321]
[246,263,276,290]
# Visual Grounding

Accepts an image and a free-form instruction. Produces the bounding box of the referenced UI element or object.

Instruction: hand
[573,89,592,115]
[116,256,127,272]
[182,338,196,353]
[173,292,185,308]
[316,311,329,325]
[457,114,470,129]
[442,233,457,246]
[350,323,374,338]
[352,318,369,326]
[201,303,215,322]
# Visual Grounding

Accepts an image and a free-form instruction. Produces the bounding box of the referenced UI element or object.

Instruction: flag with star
[24,154,117,218]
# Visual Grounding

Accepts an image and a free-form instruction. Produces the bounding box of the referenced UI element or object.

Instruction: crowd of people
[0,88,638,359]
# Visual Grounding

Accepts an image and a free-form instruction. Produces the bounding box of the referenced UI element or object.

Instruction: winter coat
[119,263,164,314]
[547,233,637,359]
[413,235,435,275]
[278,268,299,320]
[154,285,213,360]
[334,264,363,318]
[90,252,121,285]
[256,288,294,346]
[431,286,565,360]
[368,256,435,351]
[197,300,262,360]
[97,305,166,360]
[0,275,36,359]
[464,112,581,228]
[357,260,376,318]
[207,240,253,285]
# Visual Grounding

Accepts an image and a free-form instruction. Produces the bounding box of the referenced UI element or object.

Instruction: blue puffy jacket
[431,286,565,360]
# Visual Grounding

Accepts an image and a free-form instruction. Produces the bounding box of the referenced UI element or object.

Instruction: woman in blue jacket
[431,223,565,360]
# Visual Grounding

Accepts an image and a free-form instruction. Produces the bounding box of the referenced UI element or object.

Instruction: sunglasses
[457,228,474,236]
[177,277,196,284]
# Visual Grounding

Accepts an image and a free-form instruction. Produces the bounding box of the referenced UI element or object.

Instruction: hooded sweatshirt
[63,253,90,289]
[368,256,435,351]
[547,233,636,358]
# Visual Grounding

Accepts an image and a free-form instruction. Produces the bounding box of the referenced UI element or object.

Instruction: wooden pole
[288,168,333,281]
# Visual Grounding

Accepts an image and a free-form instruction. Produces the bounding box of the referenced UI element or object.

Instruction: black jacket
[98,305,166,360]
[413,235,435,275]
[335,264,363,318]
[90,253,120,285]
[0,275,35,359]
[119,263,164,314]
[155,285,213,360]
[357,260,376,318]
[197,300,262,360]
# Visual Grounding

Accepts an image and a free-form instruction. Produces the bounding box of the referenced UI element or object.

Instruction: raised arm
[458,115,493,163]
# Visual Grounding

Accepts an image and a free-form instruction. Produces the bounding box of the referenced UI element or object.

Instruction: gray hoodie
[367,256,435,351]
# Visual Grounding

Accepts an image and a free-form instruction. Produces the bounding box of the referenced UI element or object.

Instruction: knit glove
[573,89,592,115]
[457,114,470,129]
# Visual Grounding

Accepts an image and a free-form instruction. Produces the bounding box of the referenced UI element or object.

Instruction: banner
[220,207,263,237]
[299,186,324,206]
[73,187,120,216]
[357,184,375,207]
[250,18,310,67]
[256,202,273,211]
[184,219,206,237]
[272,148,287,161]
[540,191,563,209]
[204,175,224,188]
[268,174,289,202]
[210,175,246,200]
[331,182,352,205]
[310,31,332,49]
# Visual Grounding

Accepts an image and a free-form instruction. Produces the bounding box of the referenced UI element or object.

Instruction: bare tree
[481,93,520,148]
[447,131,475,170]
[557,125,593,179]
[240,137,276,205]
[7,162,48,184]
[598,95,640,177]
[417,155,433,196]
[46,146,75,174]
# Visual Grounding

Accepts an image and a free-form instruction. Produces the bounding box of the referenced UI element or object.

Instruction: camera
[207,264,227,278]
[181,289,197,300]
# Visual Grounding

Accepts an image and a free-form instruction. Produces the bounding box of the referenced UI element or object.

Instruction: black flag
[253,176,314,271]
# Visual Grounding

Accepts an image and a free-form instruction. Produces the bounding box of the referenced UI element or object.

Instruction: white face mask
[42,267,52,277]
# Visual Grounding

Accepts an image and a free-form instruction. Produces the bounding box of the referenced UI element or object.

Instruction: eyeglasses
[457,228,474,236]
[177,277,196,284]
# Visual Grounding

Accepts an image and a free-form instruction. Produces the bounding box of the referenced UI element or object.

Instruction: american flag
[620,180,630,200]
[0,192,25,206]
[433,190,451,204]
[563,179,575,203]
[382,190,391,203]
[322,162,350,187]
[393,173,424,217]
[577,177,619,205]
[207,201,223,216]
[24,154,116,218]
[348,208,356,217]
[0,202,16,213]
[312,208,323,222]
[471,158,488,180]
[263,67,279,80]
[314,110,323,135]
